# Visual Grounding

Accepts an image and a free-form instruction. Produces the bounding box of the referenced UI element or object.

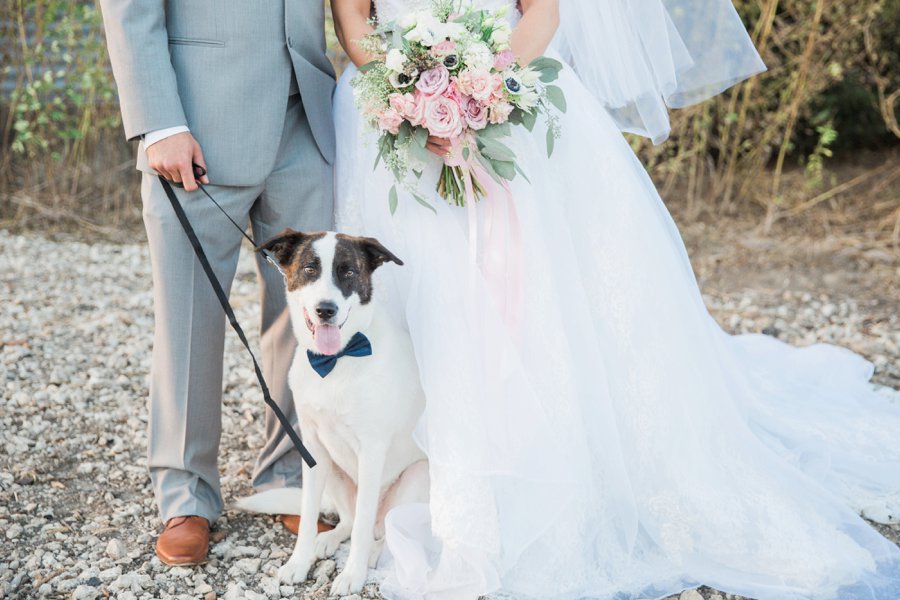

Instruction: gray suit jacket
[100,0,336,186]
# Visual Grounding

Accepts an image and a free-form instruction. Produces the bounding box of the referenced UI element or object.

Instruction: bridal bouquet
[352,0,566,211]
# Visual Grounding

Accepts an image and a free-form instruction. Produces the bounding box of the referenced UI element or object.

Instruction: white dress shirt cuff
[143,126,190,148]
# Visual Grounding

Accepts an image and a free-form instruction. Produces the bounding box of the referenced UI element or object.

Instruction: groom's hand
[146,132,210,192]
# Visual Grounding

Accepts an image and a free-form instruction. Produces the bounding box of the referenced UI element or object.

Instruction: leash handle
[169,166,288,279]
[158,175,317,468]
[169,162,208,188]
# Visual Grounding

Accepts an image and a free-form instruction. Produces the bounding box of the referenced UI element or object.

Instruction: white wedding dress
[332,1,900,598]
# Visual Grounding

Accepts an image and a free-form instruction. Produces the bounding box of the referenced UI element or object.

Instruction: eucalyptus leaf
[413,126,429,148]
[546,85,567,113]
[528,57,563,72]
[522,109,538,132]
[539,68,560,83]
[413,192,438,213]
[476,155,504,185]
[408,139,431,164]
[491,159,516,181]
[358,60,379,74]
[478,138,516,162]
[397,121,412,145]
[478,122,512,139]
[373,135,391,170]
[515,163,531,184]
[388,184,399,215]
[546,127,556,158]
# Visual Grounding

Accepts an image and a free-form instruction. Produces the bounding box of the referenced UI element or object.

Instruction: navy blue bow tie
[307,331,373,378]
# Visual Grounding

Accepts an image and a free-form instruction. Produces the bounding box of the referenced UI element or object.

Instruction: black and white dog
[237,230,428,594]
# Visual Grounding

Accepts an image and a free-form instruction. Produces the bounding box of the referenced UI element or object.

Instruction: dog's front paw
[315,527,350,559]
[277,556,313,584]
[330,561,367,595]
[368,537,385,568]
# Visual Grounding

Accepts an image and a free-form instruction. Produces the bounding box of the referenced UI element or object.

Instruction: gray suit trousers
[142,95,333,523]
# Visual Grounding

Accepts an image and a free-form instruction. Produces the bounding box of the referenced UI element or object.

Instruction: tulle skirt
[333,60,900,600]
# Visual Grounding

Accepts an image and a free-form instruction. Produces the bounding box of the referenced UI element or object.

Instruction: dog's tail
[234,487,303,516]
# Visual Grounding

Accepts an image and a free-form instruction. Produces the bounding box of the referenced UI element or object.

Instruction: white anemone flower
[389,69,418,89]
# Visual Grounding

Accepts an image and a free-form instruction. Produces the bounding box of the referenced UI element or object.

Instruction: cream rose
[489,101,514,125]
[456,68,494,103]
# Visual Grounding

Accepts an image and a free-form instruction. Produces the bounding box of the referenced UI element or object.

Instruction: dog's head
[257,230,403,356]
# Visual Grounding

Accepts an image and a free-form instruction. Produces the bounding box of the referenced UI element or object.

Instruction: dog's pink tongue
[314,324,342,356]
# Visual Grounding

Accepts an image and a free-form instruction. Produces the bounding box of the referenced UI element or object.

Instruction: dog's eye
[344,269,357,278]
[304,266,317,275]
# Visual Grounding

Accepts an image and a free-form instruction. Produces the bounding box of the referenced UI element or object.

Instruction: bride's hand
[426,136,452,157]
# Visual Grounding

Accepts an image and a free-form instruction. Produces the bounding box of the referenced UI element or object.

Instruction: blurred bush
[636,0,900,233]
[0,0,897,237]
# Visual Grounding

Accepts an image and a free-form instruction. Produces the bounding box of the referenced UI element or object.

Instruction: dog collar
[306,332,373,378]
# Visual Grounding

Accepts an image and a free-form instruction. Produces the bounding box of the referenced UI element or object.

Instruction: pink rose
[416,66,451,97]
[389,93,416,119]
[461,96,488,130]
[490,74,506,103]
[494,50,516,71]
[378,108,404,134]
[389,93,413,114]
[456,68,494,104]
[387,92,427,127]
[409,91,428,126]
[489,102,514,125]
[423,96,464,139]
[442,80,462,105]
[432,40,457,57]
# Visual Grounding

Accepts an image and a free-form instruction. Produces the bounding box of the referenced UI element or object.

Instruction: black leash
[158,168,316,468]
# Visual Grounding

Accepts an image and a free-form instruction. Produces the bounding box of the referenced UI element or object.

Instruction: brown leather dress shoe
[278,514,335,535]
[155,516,210,566]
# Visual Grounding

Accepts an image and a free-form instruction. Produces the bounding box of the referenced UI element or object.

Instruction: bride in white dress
[329,0,900,598]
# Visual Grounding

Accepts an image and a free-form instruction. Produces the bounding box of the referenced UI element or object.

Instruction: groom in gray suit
[99,0,335,564]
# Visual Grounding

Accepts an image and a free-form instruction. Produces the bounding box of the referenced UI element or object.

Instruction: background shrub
[0,0,897,238]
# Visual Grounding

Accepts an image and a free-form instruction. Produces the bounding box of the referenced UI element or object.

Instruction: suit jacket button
[287,36,293,48]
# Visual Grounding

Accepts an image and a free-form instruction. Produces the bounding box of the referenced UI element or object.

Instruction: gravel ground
[1,226,898,600]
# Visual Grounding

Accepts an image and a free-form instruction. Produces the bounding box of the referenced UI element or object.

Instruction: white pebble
[106,538,127,560]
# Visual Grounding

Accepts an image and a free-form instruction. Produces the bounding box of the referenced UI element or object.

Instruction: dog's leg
[330,442,387,595]
[315,469,355,559]
[278,431,331,585]
[368,537,385,568]
[375,459,429,540]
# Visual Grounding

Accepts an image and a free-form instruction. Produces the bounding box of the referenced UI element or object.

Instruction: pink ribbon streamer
[446,137,523,331]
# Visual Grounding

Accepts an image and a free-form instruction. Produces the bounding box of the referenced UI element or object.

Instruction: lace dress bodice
[375,0,518,24]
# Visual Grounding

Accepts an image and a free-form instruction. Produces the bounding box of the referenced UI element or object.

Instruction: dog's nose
[315,301,338,321]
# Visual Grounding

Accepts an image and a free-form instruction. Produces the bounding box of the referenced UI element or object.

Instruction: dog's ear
[358,237,404,271]
[256,228,308,266]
